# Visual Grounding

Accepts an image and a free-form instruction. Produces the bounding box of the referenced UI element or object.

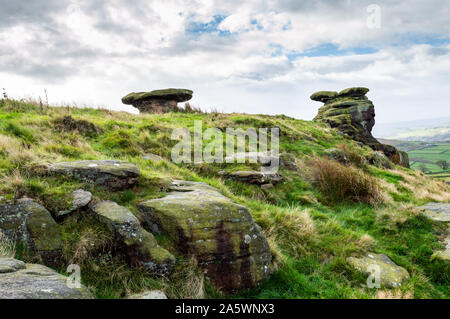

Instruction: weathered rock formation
[0,199,62,266]
[137,180,272,291]
[312,87,410,168]
[56,189,92,219]
[224,171,283,185]
[347,253,410,288]
[122,89,193,113]
[0,257,93,299]
[48,160,140,191]
[90,200,175,275]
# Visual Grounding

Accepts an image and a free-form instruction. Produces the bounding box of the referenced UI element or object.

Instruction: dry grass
[375,289,414,299]
[401,170,450,202]
[165,257,205,299]
[0,230,15,258]
[266,207,317,258]
[67,228,113,266]
[309,157,384,206]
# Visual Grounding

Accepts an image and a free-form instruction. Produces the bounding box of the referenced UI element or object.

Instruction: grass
[0,98,449,299]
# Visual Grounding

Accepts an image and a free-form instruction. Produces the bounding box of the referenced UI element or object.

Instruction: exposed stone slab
[347,253,410,288]
[0,259,93,299]
[126,290,167,299]
[0,199,62,266]
[90,201,175,275]
[48,160,140,190]
[226,171,283,185]
[137,180,271,291]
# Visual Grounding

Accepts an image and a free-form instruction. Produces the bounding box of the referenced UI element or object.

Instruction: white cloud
[0,0,449,124]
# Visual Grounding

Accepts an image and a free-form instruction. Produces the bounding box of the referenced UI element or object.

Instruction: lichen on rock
[0,257,93,299]
[90,200,175,275]
[0,199,62,266]
[347,253,410,288]
[48,160,140,191]
[312,87,409,168]
[122,88,193,114]
[137,180,272,292]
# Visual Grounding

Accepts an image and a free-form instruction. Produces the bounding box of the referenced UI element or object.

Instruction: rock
[0,257,26,274]
[0,258,93,299]
[137,180,272,291]
[325,148,349,165]
[418,203,450,222]
[310,91,338,103]
[226,171,283,185]
[122,88,193,113]
[347,253,410,288]
[279,153,299,171]
[225,152,278,166]
[143,153,165,163]
[56,189,92,218]
[48,160,140,191]
[432,237,450,262]
[90,201,175,275]
[312,87,409,168]
[418,203,450,262]
[368,151,392,169]
[0,199,62,266]
[261,184,274,190]
[126,290,167,299]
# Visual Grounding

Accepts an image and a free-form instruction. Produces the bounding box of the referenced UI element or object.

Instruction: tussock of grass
[309,157,383,206]
[0,230,15,258]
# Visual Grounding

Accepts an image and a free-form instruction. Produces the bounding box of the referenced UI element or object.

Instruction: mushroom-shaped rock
[90,201,175,275]
[312,87,409,168]
[310,91,338,103]
[137,180,272,292]
[48,160,140,191]
[122,88,193,113]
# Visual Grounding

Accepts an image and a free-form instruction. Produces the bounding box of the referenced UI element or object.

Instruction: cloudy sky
[1,0,449,124]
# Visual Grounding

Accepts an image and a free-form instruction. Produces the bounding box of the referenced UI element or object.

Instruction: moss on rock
[137,180,271,292]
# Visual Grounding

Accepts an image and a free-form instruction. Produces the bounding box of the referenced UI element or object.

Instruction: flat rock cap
[122,88,193,105]
[310,91,338,102]
[338,87,369,97]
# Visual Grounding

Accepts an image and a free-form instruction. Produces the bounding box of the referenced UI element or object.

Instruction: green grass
[0,99,449,299]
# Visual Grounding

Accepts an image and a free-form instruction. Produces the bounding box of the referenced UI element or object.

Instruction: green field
[379,139,450,181]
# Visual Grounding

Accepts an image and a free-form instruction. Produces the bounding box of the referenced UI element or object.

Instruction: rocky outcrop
[56,189,92,218]
[48,160,140,191]
[0,257,93,299]
[126,290,167,299]
[122,89,193,113]
[347,253,410,288]
[0,199,62,266]
[312,87,409,168]
[418,203,450,262]
[223,171,283,185]
[137,180,272,291]
[90,201,175,275]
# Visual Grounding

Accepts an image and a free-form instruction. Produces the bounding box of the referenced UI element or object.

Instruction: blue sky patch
[185,15,231,37]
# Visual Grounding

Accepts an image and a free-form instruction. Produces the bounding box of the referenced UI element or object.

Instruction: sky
[0,0,449,124]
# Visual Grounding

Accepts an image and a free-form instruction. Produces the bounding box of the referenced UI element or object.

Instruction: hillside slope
[0,99,449,299]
